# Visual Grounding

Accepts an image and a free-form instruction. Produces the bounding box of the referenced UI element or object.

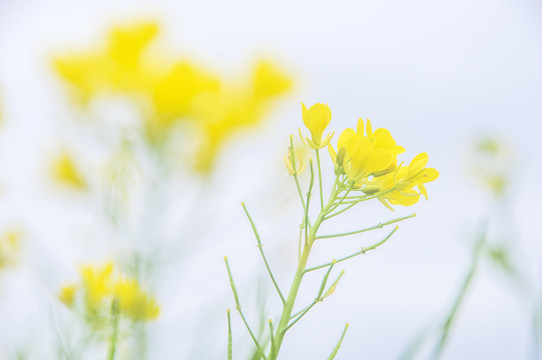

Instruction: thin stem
[316,148,324,210]
[227,309,232,360]
[324,187,398,220]
[224,257,266,359]
[268,320,276,350]
[305,226,399,273]
[327,324,349,360]
[107,298,120,360]
[317,213,416,240]
[241,203,286,305]
[283,300,319,333]
[289,135,306,211]
[431,225,487,359]
[304,160,315,244]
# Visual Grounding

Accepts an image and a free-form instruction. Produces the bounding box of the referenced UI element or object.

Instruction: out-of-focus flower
[371,152,438,210]
[252,60,293,100]
[470,137,512,198]
[330,118,404,188]
[0,228,22,270]
[59,261,159,324]
[299,103,333,149]
[51,150,87,190]
[190,61,292,173]
[114,278,160,321]
[53,21,160,104]
[54,21,293,173]
[58,284,77,307]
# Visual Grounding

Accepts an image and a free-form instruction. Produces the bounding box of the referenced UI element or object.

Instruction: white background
[1,0,542,359]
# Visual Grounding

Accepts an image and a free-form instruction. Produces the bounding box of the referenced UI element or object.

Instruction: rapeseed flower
[114,278,160,321]
[299,103,333,149]
[59,261,159,324]
[370,152,438,210]
[330,118,404,188]
[0,229,22,270]
[51,150,87,190]
[54,21,293,173]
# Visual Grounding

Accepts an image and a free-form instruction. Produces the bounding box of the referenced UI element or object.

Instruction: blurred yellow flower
[252,60,293,100]
[59,261,159,323]
[58,284,77,307]
[300,103,333,149]
[54,21,293,173]
[0,228,22,270]
[54,21,160,104]
[114,278,160,321]
[81,261,114,312]
[51,151,87,190]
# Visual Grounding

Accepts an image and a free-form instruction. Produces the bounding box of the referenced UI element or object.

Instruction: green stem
[269,201,332,360]
[107,298,120,360]
[227,309,232,360]
[305,226,399,273]
[430,226,487,359]
[289,135,306,211]
[224,257,266,359]
[317,214,415,240]
[316,149,324,210]
[327,324,349,360]
[242,203,286,305]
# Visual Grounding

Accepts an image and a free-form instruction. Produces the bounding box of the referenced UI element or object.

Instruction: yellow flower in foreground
[371,152,439,210]
[300,103,333,149]
[59,261,159,323]
[330,118,404,187]
[51,151,87,190]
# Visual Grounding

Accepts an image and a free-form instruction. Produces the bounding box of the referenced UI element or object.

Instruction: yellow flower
[80,261,114,312]
[330,118,404,187]
[51,151,87,190]
[53,21,161,104]
[299,103,333,149]
[284,149,305,176]
[114,278,160,321]
[59,261,160,323]
[371,152,438,210]
[58,284,77,307]
[252,60,293,100]
[0,228,22,269]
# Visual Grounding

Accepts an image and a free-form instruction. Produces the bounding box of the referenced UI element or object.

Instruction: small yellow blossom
[330,118,404,187]
[284,149,305,176]
[300,103,333,149]
[371,152,438,210]
[51,151,87,190]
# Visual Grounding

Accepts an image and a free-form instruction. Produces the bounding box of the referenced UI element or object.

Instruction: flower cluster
[59,261,159,325]
[299,103,438,210]
[54,20,292,173]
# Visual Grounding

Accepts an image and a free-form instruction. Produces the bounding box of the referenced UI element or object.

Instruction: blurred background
[1,0,542,359]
